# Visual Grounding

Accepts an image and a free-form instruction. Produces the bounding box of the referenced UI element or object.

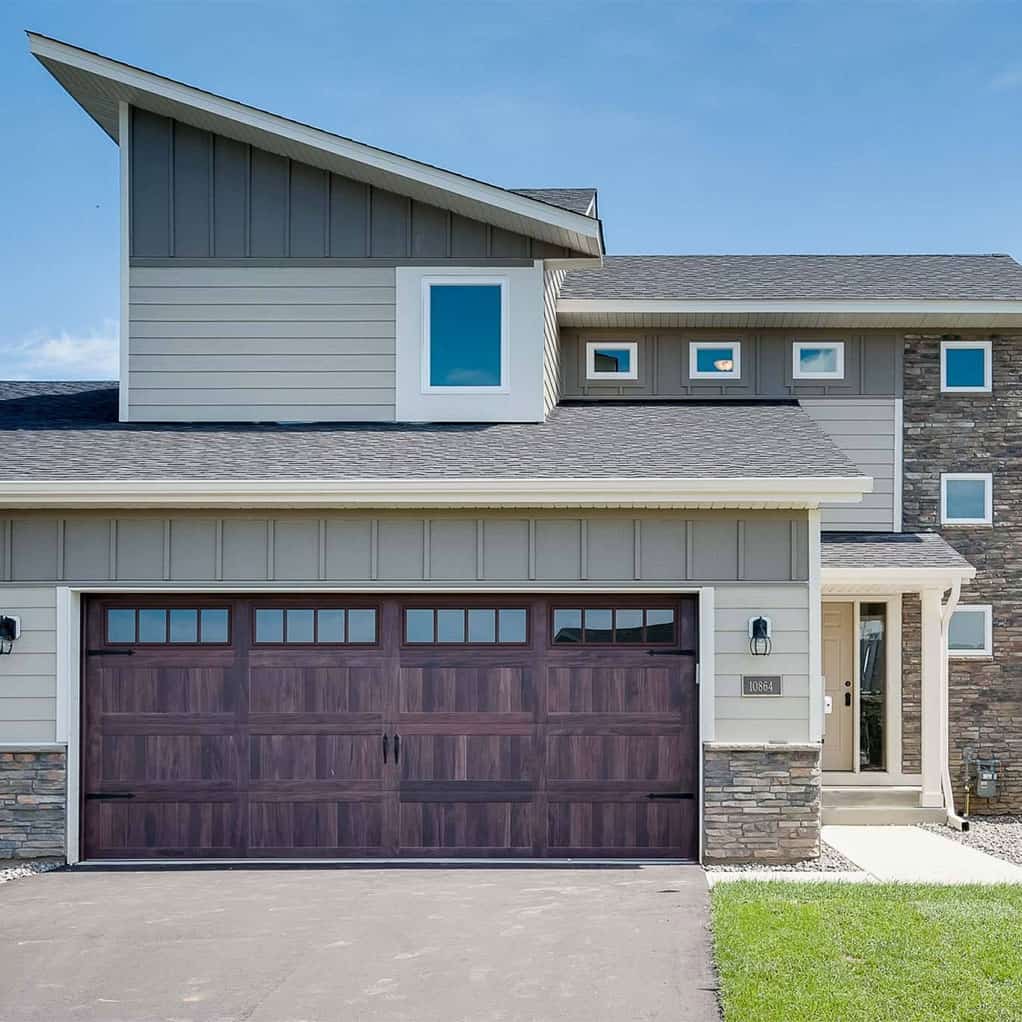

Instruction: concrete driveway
[0,865,718,1022]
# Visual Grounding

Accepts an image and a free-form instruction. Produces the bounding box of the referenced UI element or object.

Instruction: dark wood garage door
[83,595,698,860]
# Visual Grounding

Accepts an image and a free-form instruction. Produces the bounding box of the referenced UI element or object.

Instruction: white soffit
[27,33,604,258]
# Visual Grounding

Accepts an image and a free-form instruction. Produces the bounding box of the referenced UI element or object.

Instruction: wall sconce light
[0,615,20,656]
[748,615,772,656]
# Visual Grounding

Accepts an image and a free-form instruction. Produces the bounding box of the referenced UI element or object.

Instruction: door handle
[393,734,400,765]
[382,734,389,764]
[845,692,852,707]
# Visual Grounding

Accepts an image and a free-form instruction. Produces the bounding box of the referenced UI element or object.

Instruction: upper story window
[947,604,992,657]
[793,341,845,380]
[941,340,991,393]
[423,279,507,391]
[690,341,741,381]
[586,341,638,381]
[941,473,993,526]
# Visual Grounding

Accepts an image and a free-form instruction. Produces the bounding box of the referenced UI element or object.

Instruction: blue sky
[2,0,1021,380]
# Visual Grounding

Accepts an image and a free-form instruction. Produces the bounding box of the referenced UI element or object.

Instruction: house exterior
[1,33,1018,865]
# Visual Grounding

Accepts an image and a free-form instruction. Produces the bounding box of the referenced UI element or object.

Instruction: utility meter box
[976,759,999,798]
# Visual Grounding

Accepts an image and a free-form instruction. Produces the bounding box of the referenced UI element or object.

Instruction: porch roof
[821,531,976,592]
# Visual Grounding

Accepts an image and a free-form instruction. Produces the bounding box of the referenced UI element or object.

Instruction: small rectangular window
[317,609,345,643]
[347,609,377,644]
[437,608,466,644]
[138,608,167,644]
[948,605,992,657]
[553,608,582,644]
[690,341,741,380]
[498,608,527,644]
[941,473,992,526]
[255,608,284,644]
[425,281,505,390]
[200,608,229,644]
[552,607,677,645]
[586,341,638,381]
[941,340,991,393]
[255,606,376,644]
[286,609,315,644]
[107,607,230,645]
[405,606,527,645]
[468,608,496,643]
[107,608,136,644]
[793,341,845,380]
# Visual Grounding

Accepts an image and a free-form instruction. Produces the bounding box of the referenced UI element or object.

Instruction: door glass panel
[317,609,345,643]
[645,609,676,643]
[615,608,644,642]
[406,609,434,643]
[286,609,315,643]
[347,609,377,644]
[107,608,136,643]
[553,609,582,643]
[584,608,613,643]
[468,609,496,643]
[859,602,886,771]
[255,608,284,643]
[437,609,466,643]
[200,608,229,644]
[138,608,167,643]
[169,609,198,644]
[498,608,527,644]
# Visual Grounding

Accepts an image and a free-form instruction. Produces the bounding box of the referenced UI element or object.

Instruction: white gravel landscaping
[918,816,1022,867]
[0,858,63,885]
[705,841,861,873]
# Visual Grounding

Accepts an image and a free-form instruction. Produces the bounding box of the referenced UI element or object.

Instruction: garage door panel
[249,665,385,714]
[249,799,384,853]
[249,733,382,781]
[546,735,684,782]
[102,734,238,784]
[400,735,535,782]
[399,801,534,854]
[547,799,695,857]
[400,666,535,714]
[86,799,240,857]
[98,665,236,714]
[547,665,692,716]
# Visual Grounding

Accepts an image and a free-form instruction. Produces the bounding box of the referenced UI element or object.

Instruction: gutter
[0,475,872,510]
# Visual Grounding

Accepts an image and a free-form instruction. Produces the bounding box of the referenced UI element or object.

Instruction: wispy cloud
[1,321,119,381]
[990,69,1022,91]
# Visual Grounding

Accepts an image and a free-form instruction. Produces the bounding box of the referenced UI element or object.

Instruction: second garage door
[83,594,699,860]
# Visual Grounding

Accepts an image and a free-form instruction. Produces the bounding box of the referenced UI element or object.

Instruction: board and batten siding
[128,265,396,422]
[800,399,897,531]
[0,588,57,744]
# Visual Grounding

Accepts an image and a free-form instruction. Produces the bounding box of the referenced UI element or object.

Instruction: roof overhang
[557,298,1022,330]
[822,564,976,595]
[27,32,604,259]
[0,475,871,510]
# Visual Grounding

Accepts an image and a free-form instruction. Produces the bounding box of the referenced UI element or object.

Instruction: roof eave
[822,564,977,595]
[0,476,872,510]
[27,32,604,258]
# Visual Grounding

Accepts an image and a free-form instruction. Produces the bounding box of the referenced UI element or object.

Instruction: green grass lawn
[711,882,1022,1022]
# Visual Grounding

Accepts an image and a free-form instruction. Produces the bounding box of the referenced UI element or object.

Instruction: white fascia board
[0,476,871,510]
[822,565,977,592]
[26,33,603,257]
[557,298,1022,315]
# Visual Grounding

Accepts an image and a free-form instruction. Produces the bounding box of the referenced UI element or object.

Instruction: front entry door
[822,602,855,771]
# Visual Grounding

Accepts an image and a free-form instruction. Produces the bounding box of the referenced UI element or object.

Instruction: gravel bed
[918,816,1022,867]
[705,841,861,873]
[0,858,64,885]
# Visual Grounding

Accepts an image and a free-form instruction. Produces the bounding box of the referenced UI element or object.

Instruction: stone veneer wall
[703,743,821,863]
[901,594,922,774]
[903,334,1022,813]
[0,750,66,859]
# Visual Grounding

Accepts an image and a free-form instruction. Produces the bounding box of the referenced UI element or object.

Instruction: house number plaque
[742,675,783,697]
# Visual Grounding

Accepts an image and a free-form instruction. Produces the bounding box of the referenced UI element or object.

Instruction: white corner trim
[118,100,130,422]
[807,509,823,743]
[893,397,904,532]
[792,340,845,381]
[940,339,992,394]
[27,34,602,255]
[0,476,874,509]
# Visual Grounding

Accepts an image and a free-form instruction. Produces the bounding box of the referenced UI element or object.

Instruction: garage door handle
[647,792,694,800]
[382,734,389,764]
[393,734,400,764]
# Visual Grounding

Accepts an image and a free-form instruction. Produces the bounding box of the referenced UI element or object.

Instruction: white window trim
[940,472,993,526]
[793,340,845,380]
[689,340,741,381]
[585,341,638,381]
[420,276,510,394]
[947,603,993,658]
[941,339,992,394]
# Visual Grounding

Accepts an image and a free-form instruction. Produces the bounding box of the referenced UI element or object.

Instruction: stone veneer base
[0,750,67,859]
[703,742,822,864]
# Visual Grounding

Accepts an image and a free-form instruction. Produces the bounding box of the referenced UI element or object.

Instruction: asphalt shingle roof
[512,188,597,217]
[561,254,1022,301]
[821,532,973,570]
[0,383,862,482]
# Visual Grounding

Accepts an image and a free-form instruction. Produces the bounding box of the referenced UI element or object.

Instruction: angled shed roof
[512,189,598,217]
[27,33,604,258]
[821,531,974,571]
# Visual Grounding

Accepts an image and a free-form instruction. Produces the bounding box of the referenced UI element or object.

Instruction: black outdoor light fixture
[0,615,20,656]
[748,615,772,656]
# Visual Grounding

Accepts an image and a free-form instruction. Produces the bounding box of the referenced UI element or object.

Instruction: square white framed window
[689,341,741,380]
[947,604,992,657]
[585,341,638,381]
[793,341,845,380]
[941,340,992,393]
[421,277,509,393]
[940,473,993,526]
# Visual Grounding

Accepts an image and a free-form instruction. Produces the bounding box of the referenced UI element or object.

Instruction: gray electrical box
[976,759,999,798]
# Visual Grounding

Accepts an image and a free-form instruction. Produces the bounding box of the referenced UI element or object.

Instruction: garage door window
[106,607,231,645]
[254,607,377,645]
[404,607,528,644]
[552,607,676,645]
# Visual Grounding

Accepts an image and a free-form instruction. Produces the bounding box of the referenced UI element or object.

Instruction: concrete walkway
[823,825,1022,884]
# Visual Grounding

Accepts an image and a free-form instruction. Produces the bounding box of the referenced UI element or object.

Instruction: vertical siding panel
[212,135,248,257]
[411,202,450,258]
[370,189,411,257]
[172,122,212,257]
[328,175,369,256]
[249,149,288,256]
[289,163,329,257]
[130,109,172,257]
[450,214,488,257]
